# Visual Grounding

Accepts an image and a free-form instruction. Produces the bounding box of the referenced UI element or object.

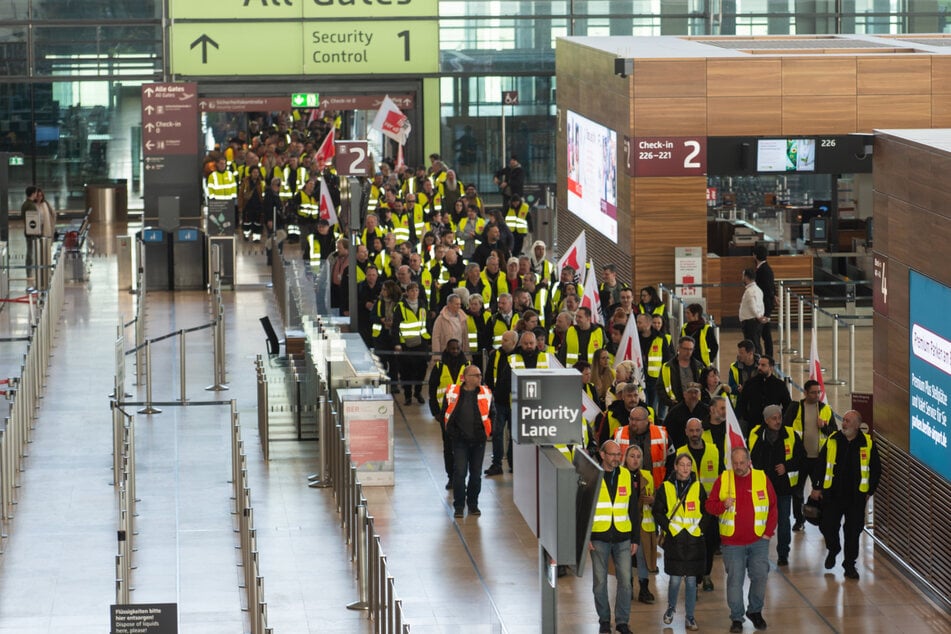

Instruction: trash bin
[86,179,128,223]
[138,227,171,291]
[172,226,207,290]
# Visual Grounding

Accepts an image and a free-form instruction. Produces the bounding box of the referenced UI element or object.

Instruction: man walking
[753,246,777,357]
[739,269,766,355]
[810,410,880,580]
[589,440,636,634]
[706,447,778,632]
[441,365,496,519]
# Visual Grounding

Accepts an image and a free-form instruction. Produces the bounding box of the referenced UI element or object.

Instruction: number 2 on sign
[684,140,701,168]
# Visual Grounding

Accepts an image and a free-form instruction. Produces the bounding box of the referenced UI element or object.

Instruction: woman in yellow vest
[652,453,708,631]
[624,445,658,606]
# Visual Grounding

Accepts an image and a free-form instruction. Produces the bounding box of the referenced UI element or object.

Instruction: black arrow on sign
[190,34,219,64]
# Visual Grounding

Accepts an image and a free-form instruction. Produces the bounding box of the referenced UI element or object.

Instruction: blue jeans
[452,439,486,510]
[635,541,649,580]
[668,575,697,620]
[721,538,770,621]
[590,539,632,625]
[776,494,792,559]
[491,403,511,467]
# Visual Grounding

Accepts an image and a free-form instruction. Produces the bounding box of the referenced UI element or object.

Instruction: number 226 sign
[624,136,706,177]
[334,141,372,177]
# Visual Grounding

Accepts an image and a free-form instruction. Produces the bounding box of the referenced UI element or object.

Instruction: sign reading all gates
[142,83,198,157]
[511,369,582,445]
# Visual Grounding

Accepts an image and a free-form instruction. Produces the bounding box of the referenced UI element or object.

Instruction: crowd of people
[204,126,880,634]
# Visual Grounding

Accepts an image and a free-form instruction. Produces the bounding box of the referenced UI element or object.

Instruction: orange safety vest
[443,384,493,439]
[615,423,669,488]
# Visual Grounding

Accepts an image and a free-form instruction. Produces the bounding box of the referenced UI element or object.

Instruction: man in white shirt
[738,268,766,354]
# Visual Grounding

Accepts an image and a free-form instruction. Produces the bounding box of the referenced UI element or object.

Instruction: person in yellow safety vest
[367,172,384,214]
[353,244,369,284]
[548,266,577,317]
[652,453,708,631]
[391,283,430,406]
[559,306,605,366]
[520,273,549,327]
[624,444,659,605]
[292,179,319,262]
[428,339,469,492]
[459,263,486,309]
[598,382,639,445]
[589,440,637,634]
[464,293,491,370]
[360,213,386,247]
[657,337,705,412]
[727,339,759,407]
[418,179,442,216]
[403,193,427,240]
[309,218,336,263]
[279,154,308,202]
[704,447,777,632]
[487,293,519,349]
[680,303,719,367]
[389,200,415,245]
[207,156,237,202]
[748,404,805,567]
[783,379,838,531]
[679,418,723,592]
[440,367,495,518]
[485,330,517,475]
[456,206,486,260]
[504,195,530,256]
[637,285,666,316]
[509,331,548,369]
[809,409,880,580]
[480,255,508,311]
[462,183,484,218]
[615,405,673,489]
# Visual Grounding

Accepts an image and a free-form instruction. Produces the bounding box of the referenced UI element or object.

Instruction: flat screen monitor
[566,110,618,242]
[756,138,816,172]
[809,217,828,245]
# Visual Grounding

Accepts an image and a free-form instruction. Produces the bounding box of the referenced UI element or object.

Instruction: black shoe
[469,506,481,516]
[615,625,632,634]
[730,621,744,633]
[415,393,425,404]
[844,566,860,580]
[445,477,453,490]
[637,581,655,604]
[746,611,767,630]
[484,464,503,476]
[404,395,412,405]
[824,549,838,570]
[792,520,805,532]
[599,622,611,634]
[453,507,464,518]
[777,557,788,566]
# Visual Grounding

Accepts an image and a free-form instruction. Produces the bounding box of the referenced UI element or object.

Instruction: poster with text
[566,110,618,242]
[909,270,951,482]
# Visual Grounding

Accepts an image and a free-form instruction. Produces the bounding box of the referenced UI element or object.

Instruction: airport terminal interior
[3,0,951,632]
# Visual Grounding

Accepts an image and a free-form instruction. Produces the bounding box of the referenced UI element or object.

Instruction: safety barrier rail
[113,405,136,604]
[0,241,66,527]
[230,399,273,634]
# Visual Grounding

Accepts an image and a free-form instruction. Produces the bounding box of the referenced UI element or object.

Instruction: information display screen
[566,110,618,242]
[909,270,951,483]
[756,138,816,172]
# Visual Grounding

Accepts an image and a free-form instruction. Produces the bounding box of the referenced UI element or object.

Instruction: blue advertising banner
[909,270,951,483]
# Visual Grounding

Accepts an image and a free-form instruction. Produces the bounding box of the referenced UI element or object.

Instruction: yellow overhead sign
[170,0,438,20]
[171,21,438,76]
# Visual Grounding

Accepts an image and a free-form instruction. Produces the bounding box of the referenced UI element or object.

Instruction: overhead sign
[292,92,320,108]
[170,0,438,20]
[502,90,519,105]
[873,254,888,316]
[199,97,290,112]
[335,141,372,177]
[511,369,582,445]
[7,154,24,166]
[141,83,198,157]
[319,93,414,111]
[625,136,707,177]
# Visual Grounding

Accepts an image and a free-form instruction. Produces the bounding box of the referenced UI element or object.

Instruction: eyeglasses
[467,372,481,378]
[603,451,622,458]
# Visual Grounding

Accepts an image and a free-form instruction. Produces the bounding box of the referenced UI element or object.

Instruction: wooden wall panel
[933,94,951,127]
[782,96,856,135]
[782,57,857,95]
[707,59,782,97]
[705,256,723,323]
[633,98,707,136]
[933,56,951,95]
[856,94,931,131]
[707,97,782,135]
[634,60,707,98]
[857,57,932,95]
[873,372,910,449]
[714,255,813,328]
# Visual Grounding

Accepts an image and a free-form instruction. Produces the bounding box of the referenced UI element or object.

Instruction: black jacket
[755,260,776,316]
[652,474,708,577]
[749,425,805,496]
[736,373,791,434]
[812,431,881,499]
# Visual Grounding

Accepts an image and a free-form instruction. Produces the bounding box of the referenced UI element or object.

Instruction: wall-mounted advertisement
[566,110,618,242]
[756,138,816,172]
[909,270,951,483]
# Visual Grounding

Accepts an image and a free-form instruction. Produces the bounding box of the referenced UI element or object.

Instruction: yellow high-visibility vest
[592,468,633,533]
[663,480,704,537]
[823,432,873,492]
[676,443,721,494]
[717,469,769,537]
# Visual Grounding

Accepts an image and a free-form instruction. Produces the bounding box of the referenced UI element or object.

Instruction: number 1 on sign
[397,31,410,61]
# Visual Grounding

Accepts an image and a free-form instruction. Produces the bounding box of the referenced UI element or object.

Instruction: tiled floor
[0,224,947,633]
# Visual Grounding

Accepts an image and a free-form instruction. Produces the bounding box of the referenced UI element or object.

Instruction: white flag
[580,261,602,325]
[723,398,748,470]
[808,327,828,404]
[318,178,338,225]
[614,312,645,387]
[371,95,412,145]
[556,231,586,281]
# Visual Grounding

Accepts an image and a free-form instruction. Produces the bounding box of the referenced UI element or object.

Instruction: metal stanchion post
[178,330,188,403]
[777,281,785,355]
[783,288,796,354]
[828,316,846,385]
[309,395,331,488]
[206,305,229,391]
[138,341,161,414]
[791,298,808,363]
[849,323,856,392]
[714,323,721,375]
[347,504,370,611]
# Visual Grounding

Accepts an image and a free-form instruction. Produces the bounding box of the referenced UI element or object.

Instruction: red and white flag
[808,327,828,404]
[614,312,645,386]
[396,143,406,170]
[557,231,587,280]
[580,260,602,324]
[314,127,335,168]
[371,95,412,145]
[723,398,748,470]
[582,388,602,423]
[318,178,338,225]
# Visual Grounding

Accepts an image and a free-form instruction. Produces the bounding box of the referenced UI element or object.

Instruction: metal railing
[113,405,136,604]
[230,399,273,634]
[0,241,66,525]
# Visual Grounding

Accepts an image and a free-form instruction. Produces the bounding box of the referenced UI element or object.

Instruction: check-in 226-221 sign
[624,136,706,177]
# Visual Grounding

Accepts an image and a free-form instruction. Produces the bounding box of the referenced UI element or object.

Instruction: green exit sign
[8,155,24,166]
[291,93,319,108]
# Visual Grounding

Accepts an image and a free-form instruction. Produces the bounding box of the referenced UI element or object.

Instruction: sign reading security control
[169,0,438,76]
[511,369,582,445]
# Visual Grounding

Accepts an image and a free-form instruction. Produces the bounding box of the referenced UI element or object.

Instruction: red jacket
[705,470,778,546]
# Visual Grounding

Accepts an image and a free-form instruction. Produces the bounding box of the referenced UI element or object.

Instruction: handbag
[658,482,691,549]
